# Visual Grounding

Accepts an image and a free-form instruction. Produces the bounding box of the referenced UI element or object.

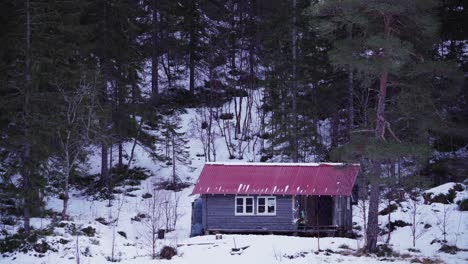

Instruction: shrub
[423,187,459,205]
[411,257,443,264]
[126,187,140,193]
[386,220,411,232]
[375,244,393,257]
[117,231,127,239]
[160,246,177,260]
[156,179,191,191]
[59,238,69,244]
[96,217,115,226]
[438,244,459,254]
[142,193,152,199]
[338,244,350,250]
[453,183,464,192]
[131,213,146,222]
[422,193,433,204]
[219,113,234,120]
[379,204,398,215]
[1,217,15,226]
[0,229,49,254]
[0,235,26,253]
[458,199,468,211]
[81,226,96,237]
[33,241,49,253]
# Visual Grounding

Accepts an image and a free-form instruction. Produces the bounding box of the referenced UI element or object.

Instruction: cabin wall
[202,194,295,232]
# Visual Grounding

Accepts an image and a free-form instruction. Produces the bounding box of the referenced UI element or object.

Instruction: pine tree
[160,113,191,185]
[0,0,98,233]
[259,0,334,162]
[313,0,463,252]
[82,0,147,187]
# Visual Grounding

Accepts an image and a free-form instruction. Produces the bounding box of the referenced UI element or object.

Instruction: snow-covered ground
[1,98,467,264]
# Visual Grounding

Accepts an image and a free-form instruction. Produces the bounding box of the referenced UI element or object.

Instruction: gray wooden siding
[333,196,352,231]
[202,194,295,231]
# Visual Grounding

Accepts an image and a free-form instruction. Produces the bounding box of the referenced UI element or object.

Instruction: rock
[33,241,49,253]
[160,246,177,260]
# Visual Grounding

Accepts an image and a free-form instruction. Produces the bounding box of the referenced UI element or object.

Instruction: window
[235,196,254,215]
[257,196,276,215]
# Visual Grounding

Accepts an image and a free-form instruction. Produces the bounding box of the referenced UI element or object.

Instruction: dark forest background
[0,0,467,253]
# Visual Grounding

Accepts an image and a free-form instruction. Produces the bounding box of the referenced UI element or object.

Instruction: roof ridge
[205,162,360,166]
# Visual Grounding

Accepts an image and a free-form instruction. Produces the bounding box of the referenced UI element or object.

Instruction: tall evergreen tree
[83,0,147,187]
[313,0,463,252]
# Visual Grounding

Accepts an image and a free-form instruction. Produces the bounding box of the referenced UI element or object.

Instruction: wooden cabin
[191,162,360,237]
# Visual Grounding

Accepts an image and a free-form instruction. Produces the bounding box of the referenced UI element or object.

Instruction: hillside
[1,103,467,264]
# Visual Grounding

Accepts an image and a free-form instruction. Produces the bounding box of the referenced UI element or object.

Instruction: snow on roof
[192,162,360,196]
[205,162,359,166]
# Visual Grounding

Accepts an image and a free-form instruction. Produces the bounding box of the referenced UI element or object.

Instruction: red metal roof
[192,162,360,196]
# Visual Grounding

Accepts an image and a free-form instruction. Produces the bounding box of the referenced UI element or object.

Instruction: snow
[352,184,468,264]
[425,182,459,195]
[161,235,409,264]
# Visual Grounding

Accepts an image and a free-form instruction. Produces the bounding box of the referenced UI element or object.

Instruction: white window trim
[256,196,277,216]
[235,196,254,216]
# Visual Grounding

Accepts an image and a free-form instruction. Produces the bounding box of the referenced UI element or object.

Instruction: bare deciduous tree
[55,73,97,219]
[433,203,452,243]
[140,188,164,259]
[162,191,183,232]
[406,191,427,247]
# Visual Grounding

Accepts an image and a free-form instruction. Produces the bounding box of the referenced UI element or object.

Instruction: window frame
[235,196,254,216]
[256,196,277,216]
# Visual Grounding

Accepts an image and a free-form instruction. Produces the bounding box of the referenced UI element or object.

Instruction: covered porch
[295,195,352,236]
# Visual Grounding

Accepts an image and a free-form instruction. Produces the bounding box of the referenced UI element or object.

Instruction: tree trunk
[109,143,113,171]
[188,0,196,94]
[127,119,144,169]
[118,142,123,169]
[62,169,70,219]
[347,25,354,132]
[22,0,32,235]
[365,68,388,252]
[172,137,176,185]
[348,68,354,129]
[375,70,388,138]
[365,15,392,253]
[365,69,388,252]
[101,144,109,187]
[366,179,380,252]
[375,15,391,138]
[151,0,159,98]
[249,0,256,92]
[100,1,110,186]
[291,0,298,162]
[62,146,71,219]
[357,170,368,242]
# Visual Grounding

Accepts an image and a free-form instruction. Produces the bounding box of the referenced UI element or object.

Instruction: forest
[0,0,467,262]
